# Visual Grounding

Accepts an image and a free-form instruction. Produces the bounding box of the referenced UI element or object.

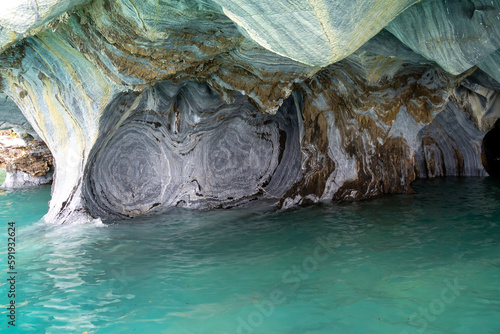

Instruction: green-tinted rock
[387,0,500,75]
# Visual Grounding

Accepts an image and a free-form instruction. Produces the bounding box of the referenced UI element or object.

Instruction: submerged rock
[0,0,498,223]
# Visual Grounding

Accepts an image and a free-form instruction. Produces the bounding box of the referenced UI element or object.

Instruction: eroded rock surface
[0,129,53,188]
[83,82,302,218]
[0,0,498,223]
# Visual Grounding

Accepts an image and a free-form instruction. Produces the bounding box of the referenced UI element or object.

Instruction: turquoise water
[1,177,500,333]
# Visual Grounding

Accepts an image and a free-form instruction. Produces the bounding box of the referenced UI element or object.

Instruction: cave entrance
[0,128,54,188]
[482,121,500,177]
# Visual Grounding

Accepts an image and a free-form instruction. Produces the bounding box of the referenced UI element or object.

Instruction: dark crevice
[482,120,500,177]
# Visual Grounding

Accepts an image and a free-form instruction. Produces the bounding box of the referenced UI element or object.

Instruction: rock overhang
[0,0,498,223]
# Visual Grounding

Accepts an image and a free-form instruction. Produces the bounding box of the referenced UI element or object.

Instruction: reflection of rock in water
[0,129,54,188]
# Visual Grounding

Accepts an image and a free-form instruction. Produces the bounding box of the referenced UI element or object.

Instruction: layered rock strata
[0,130,53,188]
[83,82,302,219]
[0,0,498,223]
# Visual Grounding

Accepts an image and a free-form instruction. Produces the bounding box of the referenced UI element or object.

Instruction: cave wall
[0,0,499,223]
[82,82,302,219]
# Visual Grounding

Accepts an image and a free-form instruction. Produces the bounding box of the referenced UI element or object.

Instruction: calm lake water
[0,176,499,333]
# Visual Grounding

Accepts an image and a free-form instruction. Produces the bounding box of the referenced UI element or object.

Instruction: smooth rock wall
[387,0,500,75]
[211,0,419,66]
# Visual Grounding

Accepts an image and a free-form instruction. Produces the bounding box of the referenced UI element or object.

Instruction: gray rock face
[83,82,301,218]
[416,102,486,178]
[478,49,500,84]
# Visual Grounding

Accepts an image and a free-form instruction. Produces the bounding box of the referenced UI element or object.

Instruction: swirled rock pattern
[0,0,88,53]
[83,82,302,218]
[211,0,418,66]
[280,52,487,206]
[387,0,500,75]
[478,49,500,84]
[416,102,486,178]
[0,27,118,223]
[455,72,500,131]
[0,0,498,223]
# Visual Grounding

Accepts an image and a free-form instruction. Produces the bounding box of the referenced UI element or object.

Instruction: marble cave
[1,0,500,224]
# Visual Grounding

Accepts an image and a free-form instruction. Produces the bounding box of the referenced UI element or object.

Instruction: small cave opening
[0,128,54,188]
[482,120,500,177]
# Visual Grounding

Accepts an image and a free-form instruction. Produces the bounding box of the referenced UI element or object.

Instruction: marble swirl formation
[0,0,499,223]
[83,82,302,218]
